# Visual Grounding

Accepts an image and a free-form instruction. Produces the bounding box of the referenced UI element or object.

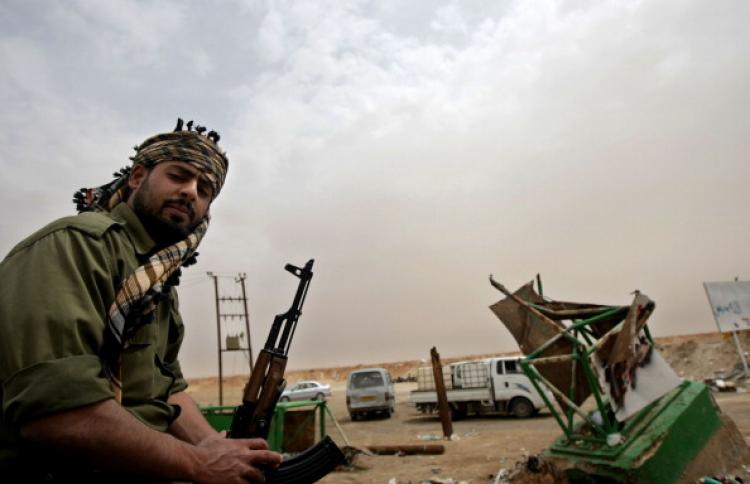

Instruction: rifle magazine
[266,435,345,483]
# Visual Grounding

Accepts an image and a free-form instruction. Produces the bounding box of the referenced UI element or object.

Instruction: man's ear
[128,164,148,191]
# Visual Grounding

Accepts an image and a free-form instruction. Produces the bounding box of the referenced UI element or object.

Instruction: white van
[346,368,395,420]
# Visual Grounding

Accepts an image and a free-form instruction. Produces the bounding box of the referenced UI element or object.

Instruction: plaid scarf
[74,121,228,402]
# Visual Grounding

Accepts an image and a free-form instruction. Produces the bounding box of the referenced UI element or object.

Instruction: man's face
[127,161,214,245]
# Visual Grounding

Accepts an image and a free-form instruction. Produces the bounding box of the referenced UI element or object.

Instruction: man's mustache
[163,199,195,219]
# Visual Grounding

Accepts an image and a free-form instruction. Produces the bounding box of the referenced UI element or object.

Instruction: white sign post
[703,281,750,377]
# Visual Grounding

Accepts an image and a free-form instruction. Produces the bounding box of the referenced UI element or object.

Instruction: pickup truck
[410,357,550,419]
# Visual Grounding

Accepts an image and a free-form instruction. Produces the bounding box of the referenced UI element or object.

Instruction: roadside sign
[703,281,750,333]
[703,280,750,378]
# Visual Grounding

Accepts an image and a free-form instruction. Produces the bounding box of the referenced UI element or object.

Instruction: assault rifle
[228,259,345,483]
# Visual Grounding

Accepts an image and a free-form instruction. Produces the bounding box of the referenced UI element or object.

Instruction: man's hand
[193,433,283,484]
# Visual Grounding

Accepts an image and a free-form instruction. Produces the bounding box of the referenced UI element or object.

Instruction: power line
[178,278,210,288]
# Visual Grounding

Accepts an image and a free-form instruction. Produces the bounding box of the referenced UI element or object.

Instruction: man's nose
[179,178,199,201]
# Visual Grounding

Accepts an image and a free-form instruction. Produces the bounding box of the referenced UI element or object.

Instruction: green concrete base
[544,380,722,483]
[201,400,328,453]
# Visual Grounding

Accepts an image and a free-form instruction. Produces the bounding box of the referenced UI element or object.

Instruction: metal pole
[520,359,570,438]
[209,272,223,406]
[324,405,353,448]
[238,273,254,372]
[530,365,605,437]
[430,347,453,439]
[731,330,750,377]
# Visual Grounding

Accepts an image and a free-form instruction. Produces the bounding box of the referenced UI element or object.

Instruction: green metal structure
[201,399,331,453]
[489,277,725,482]
[519,304,648,446]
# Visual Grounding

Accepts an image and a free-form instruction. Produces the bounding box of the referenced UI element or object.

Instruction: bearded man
[0,120,281,483]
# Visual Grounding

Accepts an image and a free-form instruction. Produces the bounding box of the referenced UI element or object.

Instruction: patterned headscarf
[74,119,229,401]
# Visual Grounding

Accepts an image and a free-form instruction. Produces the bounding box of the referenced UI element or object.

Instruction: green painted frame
[201,399,329,453]
[518,302,656,447]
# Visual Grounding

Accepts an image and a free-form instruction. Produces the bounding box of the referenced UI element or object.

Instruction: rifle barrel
[276,260,313,354]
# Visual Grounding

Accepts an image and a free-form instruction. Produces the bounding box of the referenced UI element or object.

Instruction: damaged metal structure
[489,276,749,482]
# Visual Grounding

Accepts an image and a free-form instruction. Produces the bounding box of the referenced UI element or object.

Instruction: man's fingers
[247,449,283,468]
[239,437,270,450]
[238,450,283,482]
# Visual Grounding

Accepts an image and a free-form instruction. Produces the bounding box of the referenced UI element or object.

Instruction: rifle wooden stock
[229,351,287,439]
[243,350,272,401]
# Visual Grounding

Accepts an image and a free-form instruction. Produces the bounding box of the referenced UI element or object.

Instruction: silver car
[279,380,332,402]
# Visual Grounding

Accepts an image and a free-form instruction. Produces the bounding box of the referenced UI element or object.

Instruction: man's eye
[198,183,213,198]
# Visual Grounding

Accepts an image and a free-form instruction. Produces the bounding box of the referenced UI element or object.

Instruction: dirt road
[319,383,749,483]
[319,381,551,483]
[188,379,750,483]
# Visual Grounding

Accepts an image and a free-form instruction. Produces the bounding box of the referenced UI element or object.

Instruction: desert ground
[186,331,750,483]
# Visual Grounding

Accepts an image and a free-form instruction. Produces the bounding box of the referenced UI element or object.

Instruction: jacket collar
[110,203,156,256]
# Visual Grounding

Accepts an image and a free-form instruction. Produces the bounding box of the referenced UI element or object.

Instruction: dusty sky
[1,1,749,379]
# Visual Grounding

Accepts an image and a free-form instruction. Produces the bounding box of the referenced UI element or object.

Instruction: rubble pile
[658,331,750,389]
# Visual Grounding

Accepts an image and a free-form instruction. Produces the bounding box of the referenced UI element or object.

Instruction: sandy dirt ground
[186,332,750,483]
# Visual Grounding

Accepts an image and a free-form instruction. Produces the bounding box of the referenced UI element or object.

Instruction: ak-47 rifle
[228,259,345,483]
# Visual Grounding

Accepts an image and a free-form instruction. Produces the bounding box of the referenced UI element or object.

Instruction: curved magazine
[267,435,346,483]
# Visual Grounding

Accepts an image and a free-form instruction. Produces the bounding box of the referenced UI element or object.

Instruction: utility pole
[209,273,223,405]
[208,272,254,406]
[237,273,254,370]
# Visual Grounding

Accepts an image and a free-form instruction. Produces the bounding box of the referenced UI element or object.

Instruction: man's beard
[131,183,198,247]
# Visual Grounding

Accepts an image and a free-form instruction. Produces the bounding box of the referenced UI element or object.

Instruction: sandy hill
[189,330,750,392]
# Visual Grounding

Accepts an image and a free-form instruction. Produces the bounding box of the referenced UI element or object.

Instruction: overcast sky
[1,1,749,379]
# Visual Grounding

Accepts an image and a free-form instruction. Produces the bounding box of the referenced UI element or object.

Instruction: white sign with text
[703,281,750,333]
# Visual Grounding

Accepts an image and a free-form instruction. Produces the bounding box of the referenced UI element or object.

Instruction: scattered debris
[366,444,445,455]
[418,433,442,441]
[705,378,737,392]
[492,454,566,483]
[492,467,510,484]
[416,479,466,484]
[526,455,541,472]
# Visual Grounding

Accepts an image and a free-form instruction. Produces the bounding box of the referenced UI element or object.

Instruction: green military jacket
[0,203,189,465]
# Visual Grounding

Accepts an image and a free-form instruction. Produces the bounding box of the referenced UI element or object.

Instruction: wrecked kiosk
[488,276,748,482]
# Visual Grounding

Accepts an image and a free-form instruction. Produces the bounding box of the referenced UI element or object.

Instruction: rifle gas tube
[228,259,345,483]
